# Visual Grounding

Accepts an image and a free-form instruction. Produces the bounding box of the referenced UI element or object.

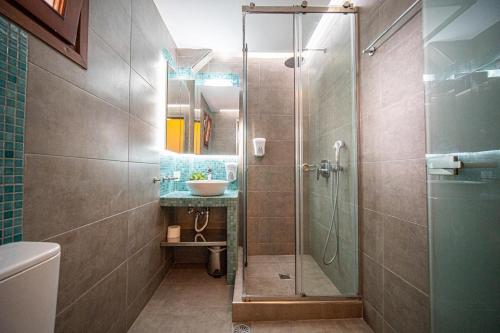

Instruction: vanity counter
[160,190,238,207]
[160,190,239,284]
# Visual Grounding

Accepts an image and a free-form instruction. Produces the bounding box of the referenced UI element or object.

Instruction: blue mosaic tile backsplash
[160,152,238,196]
[0,16,27,245]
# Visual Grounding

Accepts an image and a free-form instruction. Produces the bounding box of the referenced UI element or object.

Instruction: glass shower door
[295,12,358,297]
[423,0,500,331]
[241,6,358,299]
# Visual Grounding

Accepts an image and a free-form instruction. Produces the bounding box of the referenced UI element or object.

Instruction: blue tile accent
[0,16,27,245]
[162,48,176,69]
[194,72,240,87]
[168,69,240,87]
[160,152,238,196]
[161,49,240,87]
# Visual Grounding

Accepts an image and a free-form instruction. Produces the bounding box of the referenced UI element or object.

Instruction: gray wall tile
[362,254,384,313]
[127,235,164,304]
[24,155,129,240]
[130,69,161,127]
[128,202,164,256]
[49,212,128,312]
[128,162,160,208]
[129,115,160,164]
[90,0,131,64]
[247,191,295,218]
[28,30,130,112]
[361,209,384,264]
[55,264,127,333]
[363,300,384,333]
[125,263,168,330]
[383,269,430,333]
[24,0,174,329]
[26,64,129,161]
[130,24,163,90]
[245,57,296,255]
[383,216,429,293]
[247,166,294,192]
[359,1,429,332]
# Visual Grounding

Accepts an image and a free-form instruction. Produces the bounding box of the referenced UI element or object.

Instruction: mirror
[165,66,239,155]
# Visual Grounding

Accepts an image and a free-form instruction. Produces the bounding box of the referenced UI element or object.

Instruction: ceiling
[200,86,240,111]
[153,0,335,53]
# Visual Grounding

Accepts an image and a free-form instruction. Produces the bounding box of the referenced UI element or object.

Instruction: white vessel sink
[186,180,229,196]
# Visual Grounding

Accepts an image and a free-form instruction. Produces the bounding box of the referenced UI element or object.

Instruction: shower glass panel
[423,0,500,331]
[296,12,358,297]
[243,12,296,297]
[242,7,358,299]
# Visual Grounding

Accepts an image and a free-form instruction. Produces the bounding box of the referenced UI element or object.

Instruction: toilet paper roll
[167,225,181,239]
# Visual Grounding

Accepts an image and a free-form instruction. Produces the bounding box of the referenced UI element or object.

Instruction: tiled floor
[245,255,341,296]
[128,264,233,333]
[129,264,371,333]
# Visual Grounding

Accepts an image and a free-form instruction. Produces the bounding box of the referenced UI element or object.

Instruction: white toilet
[0,241,61,333]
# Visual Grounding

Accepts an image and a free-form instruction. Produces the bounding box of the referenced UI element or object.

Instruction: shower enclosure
[423,0,500,331]
[241,4,358,299]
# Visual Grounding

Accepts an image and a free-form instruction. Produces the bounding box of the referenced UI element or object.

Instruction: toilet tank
[0,242,61,333]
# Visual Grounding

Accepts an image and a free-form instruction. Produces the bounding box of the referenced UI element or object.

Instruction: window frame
[0,0,88,69]
[15,0,84,44]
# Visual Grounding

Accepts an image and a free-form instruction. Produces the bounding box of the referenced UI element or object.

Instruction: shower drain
[279,273,291,279]
[233,323,251,333]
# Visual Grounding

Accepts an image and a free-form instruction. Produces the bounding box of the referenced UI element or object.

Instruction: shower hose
[322,169,341,266]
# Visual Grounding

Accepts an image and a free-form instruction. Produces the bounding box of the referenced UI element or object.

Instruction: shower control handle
[317,160,332,180]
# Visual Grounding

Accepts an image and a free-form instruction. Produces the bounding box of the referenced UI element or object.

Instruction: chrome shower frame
[241,3,360,302]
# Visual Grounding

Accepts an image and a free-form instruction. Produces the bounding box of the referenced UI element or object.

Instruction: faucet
[207,168,212,180]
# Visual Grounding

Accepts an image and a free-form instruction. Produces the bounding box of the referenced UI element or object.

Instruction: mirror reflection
[165,62,239,155]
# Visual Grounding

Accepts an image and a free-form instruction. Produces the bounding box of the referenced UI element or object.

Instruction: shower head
[284,48,326,68]
[284,56,304,68]
[333,140,345,170]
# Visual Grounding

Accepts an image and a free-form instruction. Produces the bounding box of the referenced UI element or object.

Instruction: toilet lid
[0,242,60,281]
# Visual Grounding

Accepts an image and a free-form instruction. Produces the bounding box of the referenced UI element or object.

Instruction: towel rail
[362,0,422,56]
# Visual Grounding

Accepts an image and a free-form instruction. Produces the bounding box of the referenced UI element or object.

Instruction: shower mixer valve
[317,160,332,180]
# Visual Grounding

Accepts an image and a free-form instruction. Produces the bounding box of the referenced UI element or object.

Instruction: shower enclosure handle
[302,163,317,172]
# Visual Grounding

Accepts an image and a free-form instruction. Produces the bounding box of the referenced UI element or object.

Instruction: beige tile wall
[246,57,295,255]
[23,0,176,331]
[358,0,429,332]
[302,13,358,295]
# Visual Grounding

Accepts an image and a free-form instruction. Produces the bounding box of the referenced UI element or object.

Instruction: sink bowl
[186,180,229,196]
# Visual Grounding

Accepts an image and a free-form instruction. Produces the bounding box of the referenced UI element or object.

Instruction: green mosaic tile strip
[161,49,240,87]
[160,153,238,196]
[162,48,176,69]
[168,69,240,87]
[0,16,27,245]
[160,190,239,284]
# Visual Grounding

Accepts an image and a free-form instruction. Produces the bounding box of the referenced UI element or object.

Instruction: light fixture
[167,104,190,108]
